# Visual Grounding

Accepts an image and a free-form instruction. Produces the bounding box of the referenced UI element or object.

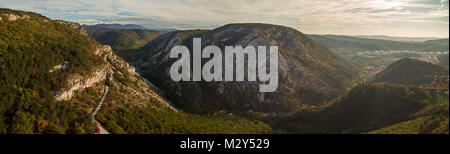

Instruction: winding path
[90,74,179,134]
[92,84,109,134]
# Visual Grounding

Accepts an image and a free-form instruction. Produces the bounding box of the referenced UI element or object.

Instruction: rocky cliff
[57,20,88,36]
[51,20,176,112]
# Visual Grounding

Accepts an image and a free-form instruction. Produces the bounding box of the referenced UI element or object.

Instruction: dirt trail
[92,85,109,134]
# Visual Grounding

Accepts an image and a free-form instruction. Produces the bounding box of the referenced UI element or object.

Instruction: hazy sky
[1,0,448,37]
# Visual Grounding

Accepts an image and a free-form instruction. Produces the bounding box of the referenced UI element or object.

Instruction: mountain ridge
[354,35,444,42]
[84,26,164,52]
[128,23,361,113]
[83,24,148,30]
[308,34,449,53]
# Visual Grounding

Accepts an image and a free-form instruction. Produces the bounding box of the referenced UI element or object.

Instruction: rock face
[49,61,69,73]
[131,23,360,113]
[54,69,108,101]
[94,45,114,58]
[57,20,88,36]
[51,22,114,101]
[52,44,113,101]
[0,14,30,21]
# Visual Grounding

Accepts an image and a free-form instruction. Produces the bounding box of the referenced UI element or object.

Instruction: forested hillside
[0,8,107,133]
[272,83,448,134]
[0,9,271,134]
[370,58,449,86]
[85,27,164,52]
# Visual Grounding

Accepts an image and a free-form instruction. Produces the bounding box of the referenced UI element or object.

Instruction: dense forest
[0,9,104,133]
[96,103,272,134]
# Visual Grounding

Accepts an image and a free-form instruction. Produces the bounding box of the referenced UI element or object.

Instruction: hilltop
[370,58,449,86]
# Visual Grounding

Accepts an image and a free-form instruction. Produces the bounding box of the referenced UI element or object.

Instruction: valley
[308,34,449,80]
[342,50,448,80]
[0,8,448,134]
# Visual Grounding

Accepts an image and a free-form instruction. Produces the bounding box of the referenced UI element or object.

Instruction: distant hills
[84,26,164,52]
[84,24,450,53]
[354,35,443,42]
[83,24,148,30]
[153,28,178,32]
[308,34,449,53]
[308,34,449,73]
[370,58,449,86]
[83,24,178,32]
[425,39,450,48]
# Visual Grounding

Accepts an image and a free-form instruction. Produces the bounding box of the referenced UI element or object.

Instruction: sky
[1,0,449,37]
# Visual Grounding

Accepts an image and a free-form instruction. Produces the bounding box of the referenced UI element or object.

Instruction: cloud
[0,0,448,37]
